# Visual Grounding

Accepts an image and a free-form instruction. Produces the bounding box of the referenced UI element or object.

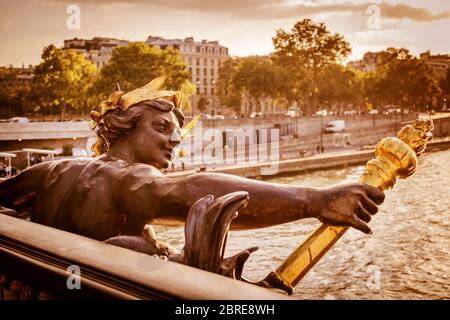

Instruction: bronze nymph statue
[0,78,386,288]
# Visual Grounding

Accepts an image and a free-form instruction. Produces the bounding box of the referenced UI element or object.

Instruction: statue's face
[131,107,182,169]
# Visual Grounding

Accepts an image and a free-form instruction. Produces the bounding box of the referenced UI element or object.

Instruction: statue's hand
[310,183,385,234]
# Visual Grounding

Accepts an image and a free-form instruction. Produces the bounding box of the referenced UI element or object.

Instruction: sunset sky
[1,0,450,67]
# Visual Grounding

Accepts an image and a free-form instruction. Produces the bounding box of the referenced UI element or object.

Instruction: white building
[146,36,229,116]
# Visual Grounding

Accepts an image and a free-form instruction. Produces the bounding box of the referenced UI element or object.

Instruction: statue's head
[89,77,185,169]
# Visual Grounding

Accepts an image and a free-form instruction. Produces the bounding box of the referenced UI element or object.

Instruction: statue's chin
[159,160,171,169]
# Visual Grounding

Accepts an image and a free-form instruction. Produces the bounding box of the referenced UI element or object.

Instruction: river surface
[155,149,450,299]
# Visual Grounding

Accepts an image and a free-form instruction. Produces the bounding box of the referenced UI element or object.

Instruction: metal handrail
[0,214,288,300]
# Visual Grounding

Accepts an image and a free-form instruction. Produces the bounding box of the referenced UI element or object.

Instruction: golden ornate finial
[397,119,434,154]
[263,118,434,294]
[360,118,434,190]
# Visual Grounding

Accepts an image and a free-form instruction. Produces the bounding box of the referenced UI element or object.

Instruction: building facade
[9,65,35,85]
[64,37,129,69]
[420,51,450,79]
[146,36,229,116]
[347,52,380,73]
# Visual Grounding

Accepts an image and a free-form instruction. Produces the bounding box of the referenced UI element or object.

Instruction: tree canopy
[30,44,96,119]
[272,19,352,115]
[367,48,442,114]
[216,56,285,115]
[0,67,31,117]
[91,42,190,102]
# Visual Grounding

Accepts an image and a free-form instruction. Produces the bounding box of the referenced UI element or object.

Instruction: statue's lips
[163,148,174,158]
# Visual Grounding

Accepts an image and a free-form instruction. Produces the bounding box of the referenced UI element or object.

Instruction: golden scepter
[262,119,434,294]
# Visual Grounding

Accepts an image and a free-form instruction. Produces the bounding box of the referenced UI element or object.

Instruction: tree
[31,45,96,119]
[216,58,242,114]
[232,56,283,114]
[362,71,384,111]
[216,56,284,116]
[316,64,363,113]
[369,48,442,116]
[196,95,210,113]
[91,42,190,104]
[0,67,31,117]
[272,19,351,115]
[440,68,450,110]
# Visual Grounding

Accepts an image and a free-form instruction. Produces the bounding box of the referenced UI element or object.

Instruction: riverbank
[166,137,450,179]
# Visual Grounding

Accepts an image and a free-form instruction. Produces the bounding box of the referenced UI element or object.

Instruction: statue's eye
[156,123,166,132]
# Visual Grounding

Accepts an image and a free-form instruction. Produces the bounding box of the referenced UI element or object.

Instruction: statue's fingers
[357,203,372,223]
[361,196,378,215]
[364,184,385,205]
[351,216,372,234]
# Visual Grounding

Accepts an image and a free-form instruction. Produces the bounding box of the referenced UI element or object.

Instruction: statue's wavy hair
[91,99,184,156]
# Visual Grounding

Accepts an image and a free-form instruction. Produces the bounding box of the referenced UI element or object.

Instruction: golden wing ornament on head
[120,76,178,111]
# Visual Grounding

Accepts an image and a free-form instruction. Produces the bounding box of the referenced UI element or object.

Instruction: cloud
[380,3,450,21]
[45,0,450,22]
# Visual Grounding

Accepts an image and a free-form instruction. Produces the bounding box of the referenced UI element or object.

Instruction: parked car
[284,110,299,117]
[343,110,358,116]
[8,117,29,123]
[249,112,263,118]
[315,110,328,117]
[324,120,346,133]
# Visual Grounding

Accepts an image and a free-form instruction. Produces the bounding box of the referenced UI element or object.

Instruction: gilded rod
[264,119,434,294]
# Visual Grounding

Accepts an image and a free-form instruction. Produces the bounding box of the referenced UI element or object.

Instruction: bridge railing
[0,214,287,300]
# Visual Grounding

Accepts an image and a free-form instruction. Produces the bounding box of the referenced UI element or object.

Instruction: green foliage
[316,64,363,112]
[62,144,73,156]
[0,67,31,117]
[440,68,450,98]
[367,48,442,112]
[216,58,242,113]
[31,45,96,119]
[273,19,351,68]
[217,56,285,114]
[272,19,351,114]
[196,95,210,113]
[91,42,190,103]
[40,146,55,150]
[233,57,284,107]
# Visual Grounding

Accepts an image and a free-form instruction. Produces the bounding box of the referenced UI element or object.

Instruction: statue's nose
[170,128,182,143]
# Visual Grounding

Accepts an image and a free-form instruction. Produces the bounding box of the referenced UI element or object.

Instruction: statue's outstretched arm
[120,172,384,233]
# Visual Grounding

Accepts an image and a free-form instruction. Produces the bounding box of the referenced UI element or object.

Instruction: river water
[155,149,450,299]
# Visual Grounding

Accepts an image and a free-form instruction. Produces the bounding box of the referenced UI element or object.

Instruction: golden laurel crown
[89,76,198,142]
[89,76,184,130]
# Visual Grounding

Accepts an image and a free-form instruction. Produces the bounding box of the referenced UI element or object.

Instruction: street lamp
[320,113,324,153]
[192,80,200,118]
[211,80,216,118]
